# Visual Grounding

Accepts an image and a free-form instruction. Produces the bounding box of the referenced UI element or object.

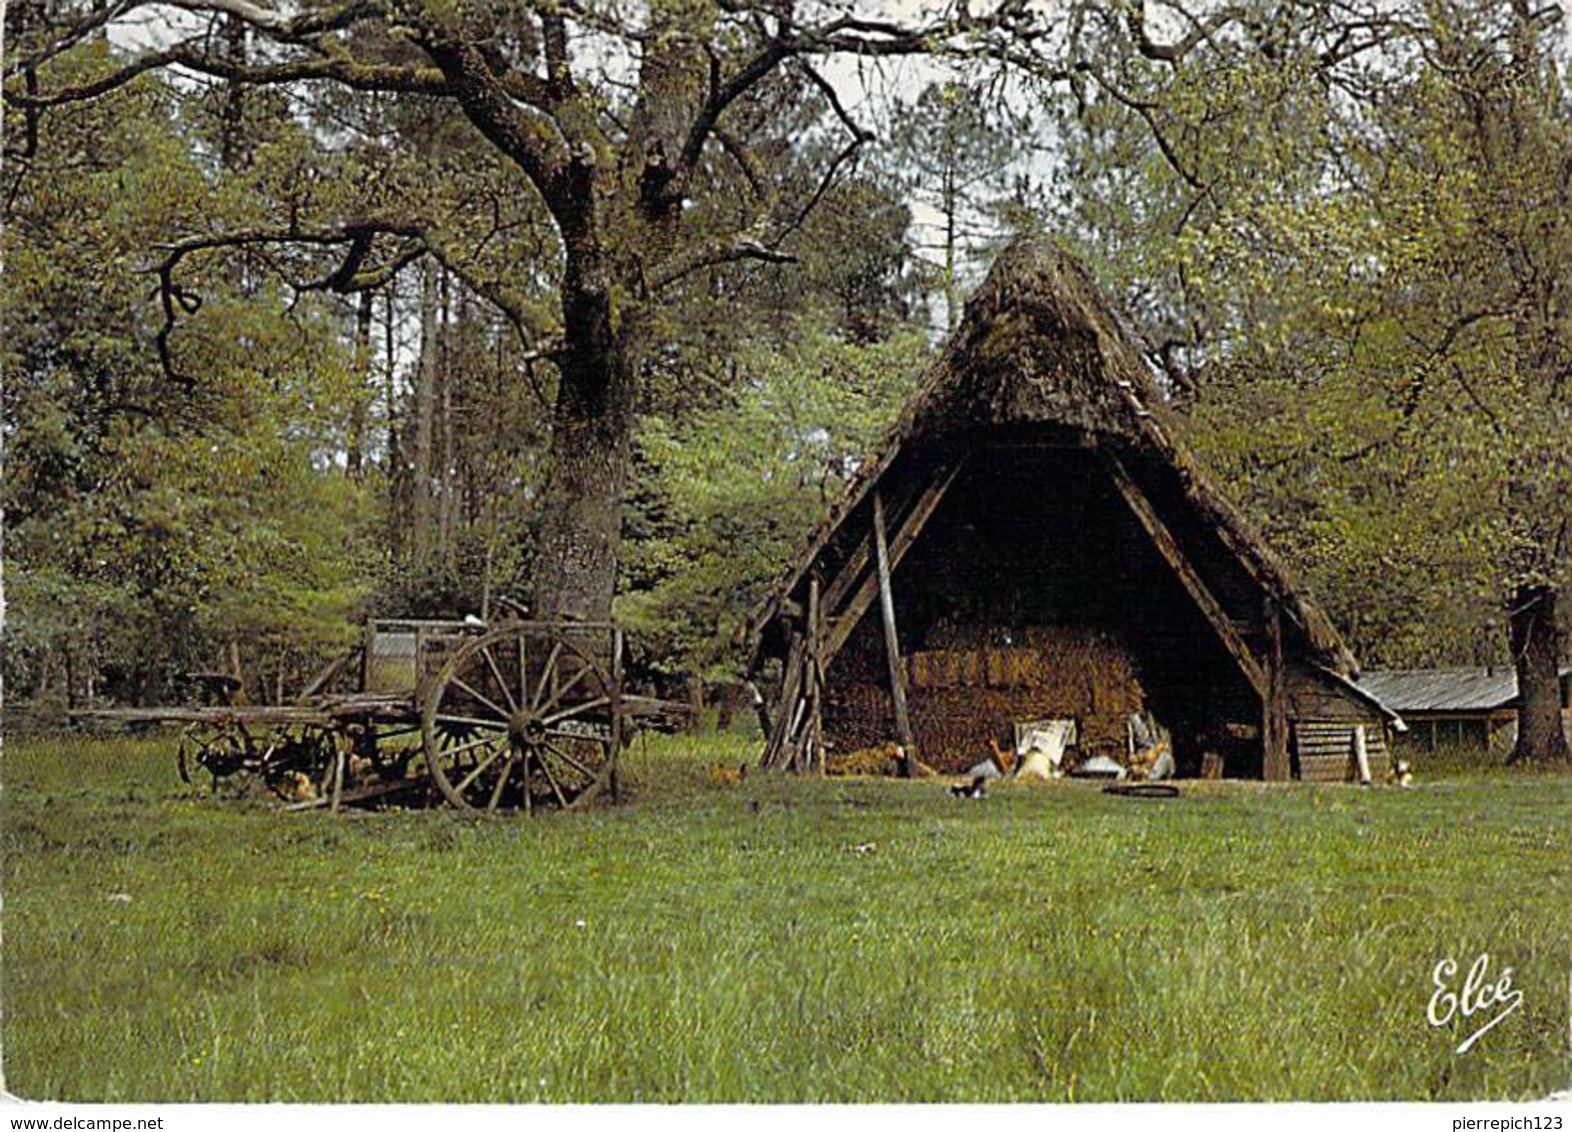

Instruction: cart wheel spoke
[525,635,537,716]
[480,646,518,714]
[435,713,508,731]
[541,740,599,780]
[454,741,506,796]
[536,747,571,809]
[529,641,563,709]
[539,664,592,716]
[486,756,513,812]
[442,733,501,761]
[450,674,511,723]
[542,695,611,727]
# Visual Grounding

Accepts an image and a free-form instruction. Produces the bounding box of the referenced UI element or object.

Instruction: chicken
[950,774,988,800]
[988,738,1017,775]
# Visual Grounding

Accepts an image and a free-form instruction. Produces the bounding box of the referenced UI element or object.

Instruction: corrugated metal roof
[1357,668,1520,713]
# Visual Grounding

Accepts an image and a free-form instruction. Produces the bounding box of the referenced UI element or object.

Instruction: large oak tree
[5,0,1071,623]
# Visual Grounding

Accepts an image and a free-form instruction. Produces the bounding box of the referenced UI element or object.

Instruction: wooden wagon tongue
[750,237,1402,782]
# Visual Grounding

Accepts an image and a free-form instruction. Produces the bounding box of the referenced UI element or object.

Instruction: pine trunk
[438,270,456,569]
[346,289,372,481]
[410,265,439,565]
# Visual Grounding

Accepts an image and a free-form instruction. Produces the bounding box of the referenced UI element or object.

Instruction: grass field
[2,731,1569,1103]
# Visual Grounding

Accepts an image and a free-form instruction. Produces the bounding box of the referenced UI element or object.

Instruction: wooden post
[1352,723,1371,785]
[360,620,374,695]
[229,637,246,704]
[805,577,825,774]
[1263,600,1290,781]
[329,738,347,814]
[872,491,916,776]
[609,627,624,800]
[761,631,806,769]
[686,676,705,733]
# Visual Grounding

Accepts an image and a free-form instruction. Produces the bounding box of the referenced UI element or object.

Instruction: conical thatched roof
[900,238,1162,441]
[748,237,1360,678]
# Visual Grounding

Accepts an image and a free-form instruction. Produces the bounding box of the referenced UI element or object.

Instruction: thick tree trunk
[529,251,635,624]
[1507,583,1569,765]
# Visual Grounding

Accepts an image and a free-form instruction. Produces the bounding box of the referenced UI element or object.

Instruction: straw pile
[824,742,939,778]
[822,627,1145,774]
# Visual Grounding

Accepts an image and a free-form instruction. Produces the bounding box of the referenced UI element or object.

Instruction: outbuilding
[1358,666,1571,756]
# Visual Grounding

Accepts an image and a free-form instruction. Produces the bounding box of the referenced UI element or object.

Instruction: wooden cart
[79,617,681,816]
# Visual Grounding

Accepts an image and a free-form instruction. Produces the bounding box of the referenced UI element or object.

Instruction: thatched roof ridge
[747,237,1359,677]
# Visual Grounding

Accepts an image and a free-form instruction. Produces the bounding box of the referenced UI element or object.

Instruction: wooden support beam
[822,460,964,617]
[873,491,917,774]
[820,481,915,617]
[1263,600,1290,781]
[804,577,825,774]
[760,631,806,769]
[823,462,964,662]
[1104,453,1268,699]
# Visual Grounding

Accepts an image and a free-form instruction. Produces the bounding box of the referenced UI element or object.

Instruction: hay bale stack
[822,684,893,752]
[823,627,1144,773]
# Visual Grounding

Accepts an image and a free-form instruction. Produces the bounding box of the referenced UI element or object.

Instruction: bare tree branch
[648,233,796,292]
[158,0,376,38]
[4,0,138,80]
[6,40,451,107]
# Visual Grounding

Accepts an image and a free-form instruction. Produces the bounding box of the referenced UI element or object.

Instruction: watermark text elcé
[1428,951,1525,1054]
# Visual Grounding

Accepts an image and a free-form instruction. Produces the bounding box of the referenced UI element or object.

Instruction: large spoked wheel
[178,721,251,789]
[420,625,619,816]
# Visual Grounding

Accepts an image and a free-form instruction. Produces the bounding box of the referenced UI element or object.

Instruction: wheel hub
[508,710,547,748]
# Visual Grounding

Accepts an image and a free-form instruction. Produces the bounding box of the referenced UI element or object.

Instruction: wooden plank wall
[1295,720,1393,782]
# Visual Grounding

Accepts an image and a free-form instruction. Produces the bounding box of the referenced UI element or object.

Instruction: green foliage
[619,328,930,680]
[2,75,374,706]
[1049,0,1572,666]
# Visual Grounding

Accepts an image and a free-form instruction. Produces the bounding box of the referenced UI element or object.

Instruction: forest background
[4,0,1569,762]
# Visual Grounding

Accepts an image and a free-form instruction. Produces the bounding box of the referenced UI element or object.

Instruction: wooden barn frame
[745,240,1401,782]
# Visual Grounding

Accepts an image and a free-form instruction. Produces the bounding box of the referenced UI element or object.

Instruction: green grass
[3,731,1569,1102]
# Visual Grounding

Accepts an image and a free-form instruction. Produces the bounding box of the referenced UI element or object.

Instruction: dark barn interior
[821,438,1263,774]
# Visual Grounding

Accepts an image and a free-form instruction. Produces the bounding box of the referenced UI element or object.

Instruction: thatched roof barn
[747,238,1399,782]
